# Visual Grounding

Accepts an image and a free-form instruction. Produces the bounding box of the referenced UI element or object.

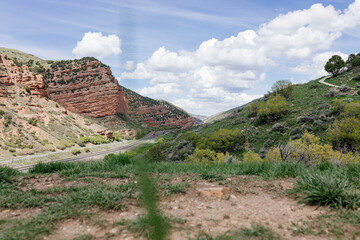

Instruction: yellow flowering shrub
[265,148,282,162]
[265,132,360,165]
[186,148,228,164]
[243,150,264,163]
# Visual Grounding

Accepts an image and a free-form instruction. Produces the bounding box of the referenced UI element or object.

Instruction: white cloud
[138,83,183,97]
[72,32,121,59]
[174,92,262,116]
[121,0,360,115]
[122,60,134,71]
[291,51,348,78]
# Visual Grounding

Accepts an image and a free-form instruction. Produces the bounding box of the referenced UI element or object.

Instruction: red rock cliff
[121,87,194,129]
[44,58,127,117]
[0,54,47,97]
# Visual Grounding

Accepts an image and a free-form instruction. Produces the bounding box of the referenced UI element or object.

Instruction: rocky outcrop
[0,54,47,97]
[0,51,193,129]
[121,87,194,129]
[44,58,127,117]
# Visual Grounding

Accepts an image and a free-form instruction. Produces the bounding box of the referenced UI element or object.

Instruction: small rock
[198,187,229,198]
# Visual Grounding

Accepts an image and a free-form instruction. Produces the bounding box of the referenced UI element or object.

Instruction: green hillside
[0,47,52,69]
[161,65,360,163]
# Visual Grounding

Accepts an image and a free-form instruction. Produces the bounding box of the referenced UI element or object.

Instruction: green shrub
[56,139,75,150]
[84,148,90,153]
[71,148,81,155]
[146,143,166,162]
[271,80,295,99]
[197,129,245,153]
[78,135,109,145]
[246,101,260,117]
[343,101,360,118]
[0,110,4,116]
[327,117,360,152]
[291,171,359,209]
[27,118,37,126]
[186,148,228,164]
[258,95,289,122]
[351,56,360,67]
[243,150,264,163]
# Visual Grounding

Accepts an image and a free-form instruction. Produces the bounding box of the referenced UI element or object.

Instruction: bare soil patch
[44,177,328,239]
[17,174,132,191]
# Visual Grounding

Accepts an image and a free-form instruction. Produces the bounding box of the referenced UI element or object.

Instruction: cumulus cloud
[291,51,348,77]
[139,83,183,97]
[122,60,134,71]
[120,0,360,115]
[72,32,121,59]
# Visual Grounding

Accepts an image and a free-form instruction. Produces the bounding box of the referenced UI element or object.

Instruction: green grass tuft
[291,170,360,209]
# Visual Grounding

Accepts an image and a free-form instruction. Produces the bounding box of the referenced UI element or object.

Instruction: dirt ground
[1,175,337,240]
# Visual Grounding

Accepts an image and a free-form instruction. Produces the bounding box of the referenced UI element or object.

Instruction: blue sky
[1,0,360,116]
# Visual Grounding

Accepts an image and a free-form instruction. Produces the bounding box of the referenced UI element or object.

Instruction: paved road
[14,131,168,172]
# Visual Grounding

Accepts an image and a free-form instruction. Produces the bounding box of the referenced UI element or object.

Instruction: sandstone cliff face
[1,51,193,129]
[44,58,127,117]
[121,86,194,129]
[0,54,47,97]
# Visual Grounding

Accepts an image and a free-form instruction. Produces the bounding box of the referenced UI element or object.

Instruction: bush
[271,123,287,133]
[324,89,339,97]
[27,118,37,126]
[327,117,360,152]
[84,148,90,153]
[186,148,228,164]
[71,148,81,155]
[258,95,289,122]
[243,150,263,163]
[268,132,360,165]
[291,171,359,209]
[265,148,282,162]
[271,80,295,99]
[339,84,350,92]
[197,129,245,153]
[78,135,109,145]
[246,101,260,117]
[343,101,360,118]
[146,143,166,162]
[56,139,75,150]
[351,56,360,67]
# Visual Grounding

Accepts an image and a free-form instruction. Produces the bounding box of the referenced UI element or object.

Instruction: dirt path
[318,76,337,87]
[318,75,355,89]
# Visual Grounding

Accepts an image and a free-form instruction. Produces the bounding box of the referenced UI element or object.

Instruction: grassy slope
[197,74,360,153]
[325,67,360,88]
[0,47,51,69]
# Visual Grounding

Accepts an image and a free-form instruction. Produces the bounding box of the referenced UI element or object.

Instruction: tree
[271,80,295,99]
[346,53,360,68]
[324,55,345,76]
